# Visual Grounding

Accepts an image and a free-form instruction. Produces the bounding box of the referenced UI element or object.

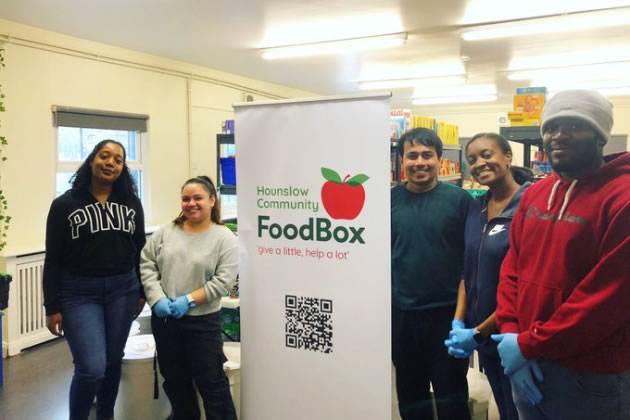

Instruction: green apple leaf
[346,173,369,186]
[321,167,342,183]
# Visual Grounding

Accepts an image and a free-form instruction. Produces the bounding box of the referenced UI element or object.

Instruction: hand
[445,328,479,355]
[46,313,64,337]
[452,318,466,330]
[510,360,544,405]
[153,297,173,318]
[169,295,190,319]
[446,345,473,359]
[133,297,146,319]
[491,333,528,375]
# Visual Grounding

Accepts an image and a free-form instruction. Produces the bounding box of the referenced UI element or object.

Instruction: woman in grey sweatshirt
[140,176,238,420]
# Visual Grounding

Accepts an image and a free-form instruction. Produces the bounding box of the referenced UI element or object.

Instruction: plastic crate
[220,157,236,185]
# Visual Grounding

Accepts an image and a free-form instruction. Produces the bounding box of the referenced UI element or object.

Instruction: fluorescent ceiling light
[262,13,402,46]
[533,79,630,90]
[413,95,498,105]
[413,84,497,98]
[358,75,466,90]
[462,8,630,41]
[260,32,406,59]
[547,86,630,97]
[508,48,630,71]
[509,62,630,81]
[462,0,630,24]
[360,61,466,81]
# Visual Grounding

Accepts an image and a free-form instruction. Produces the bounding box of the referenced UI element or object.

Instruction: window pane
[57,170,144,201]
[58,127,139,161]
[130,169,143,199]
[57,127,82,161]
[56,172,74,197]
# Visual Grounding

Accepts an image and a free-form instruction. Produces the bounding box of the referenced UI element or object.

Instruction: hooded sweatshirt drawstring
[547,179,578,220]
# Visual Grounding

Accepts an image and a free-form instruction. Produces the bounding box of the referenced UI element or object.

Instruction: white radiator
[2,252,53,356]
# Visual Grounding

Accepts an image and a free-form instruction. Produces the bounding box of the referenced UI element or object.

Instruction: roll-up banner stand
[234,93,391,419]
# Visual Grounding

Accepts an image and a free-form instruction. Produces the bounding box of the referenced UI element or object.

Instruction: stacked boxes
[510,87,546,126]
[390,110,459,144]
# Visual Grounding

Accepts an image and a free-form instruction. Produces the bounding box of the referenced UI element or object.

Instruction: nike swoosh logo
[488,225,506,236]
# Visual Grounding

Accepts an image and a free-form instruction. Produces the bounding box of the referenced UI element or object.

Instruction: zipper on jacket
[474,222,487,320]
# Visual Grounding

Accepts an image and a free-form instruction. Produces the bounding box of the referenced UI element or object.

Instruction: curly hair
[173,175,223,226]
[70,139,139,203]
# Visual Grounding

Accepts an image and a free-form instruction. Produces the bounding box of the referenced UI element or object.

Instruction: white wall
[0,19,315,254]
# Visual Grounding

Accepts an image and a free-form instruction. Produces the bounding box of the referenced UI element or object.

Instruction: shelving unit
[390,141,463,186]
[216,133,237,222]
[499,126,542,169]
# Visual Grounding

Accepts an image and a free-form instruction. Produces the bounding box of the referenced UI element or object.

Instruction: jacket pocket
[516,278,564,328]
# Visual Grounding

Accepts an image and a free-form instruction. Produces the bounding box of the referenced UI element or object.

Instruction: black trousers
[152,312,237,420]
[392,306,471,420]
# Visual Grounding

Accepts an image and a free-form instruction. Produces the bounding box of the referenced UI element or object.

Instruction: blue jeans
[60,270,140,420]
[513,360,630,420]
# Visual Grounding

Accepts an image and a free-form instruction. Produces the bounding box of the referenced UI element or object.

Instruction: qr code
[285,295,333,354]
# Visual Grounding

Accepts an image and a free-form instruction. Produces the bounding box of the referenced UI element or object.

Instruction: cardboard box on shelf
[513,87,546,123]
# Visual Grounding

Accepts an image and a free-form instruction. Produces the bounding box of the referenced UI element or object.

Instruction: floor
[0,338,498,420]
[0,337,85,420]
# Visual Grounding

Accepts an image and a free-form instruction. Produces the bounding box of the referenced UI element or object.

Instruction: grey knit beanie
[541,89,613,143]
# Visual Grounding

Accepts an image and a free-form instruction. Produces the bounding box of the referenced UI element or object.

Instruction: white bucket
[115,334,171,420]
[137,302,152,334]
[128,320,140,337]
[198,342,241,420]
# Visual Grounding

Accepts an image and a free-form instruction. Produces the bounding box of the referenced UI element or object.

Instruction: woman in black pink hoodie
[445,132,532,420]
[43,139,146,420]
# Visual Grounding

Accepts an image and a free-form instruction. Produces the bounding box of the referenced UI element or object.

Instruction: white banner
[235,94,391,420]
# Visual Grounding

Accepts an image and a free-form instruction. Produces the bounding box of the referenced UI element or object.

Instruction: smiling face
[181,182,216,225]
[89,142,125,185]
[401,141,439,193]
[542,117,604,178]
[466,137,512,187]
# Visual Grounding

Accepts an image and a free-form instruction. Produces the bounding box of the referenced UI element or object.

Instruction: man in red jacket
[491,89,630,420]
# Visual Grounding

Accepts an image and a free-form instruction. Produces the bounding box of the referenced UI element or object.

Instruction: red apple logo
[320,167,369,220]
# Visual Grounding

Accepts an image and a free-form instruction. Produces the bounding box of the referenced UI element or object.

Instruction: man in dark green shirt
[391,127,472,420]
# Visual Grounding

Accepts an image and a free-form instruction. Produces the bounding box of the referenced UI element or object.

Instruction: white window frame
[55,128,151,219]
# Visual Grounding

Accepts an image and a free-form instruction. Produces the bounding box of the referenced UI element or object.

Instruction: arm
[139,228,167,307]
[453,279,467,321]
[495,203,526,334]
[169,229,237,318]
[476,312,498,339]
[518,202,630,360]
[43,200,66,335]
[203,231,238,302]
[132,198,147,290]
[43,200,64,315]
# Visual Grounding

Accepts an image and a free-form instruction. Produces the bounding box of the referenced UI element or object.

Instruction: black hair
[466,132,533,185]
[70,139,139,203]
[397,127,443,159]
[173,175,223,226]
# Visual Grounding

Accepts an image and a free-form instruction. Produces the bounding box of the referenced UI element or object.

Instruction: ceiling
[1,0,630,107]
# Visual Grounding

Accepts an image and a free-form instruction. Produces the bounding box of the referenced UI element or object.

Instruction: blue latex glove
[452,319,466,330]
[169,295,190,319]
[444,319,477,359]
[445,328,479,353]
[153,297,173,318]
[511,360,544,405]
[491,333,528,375]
